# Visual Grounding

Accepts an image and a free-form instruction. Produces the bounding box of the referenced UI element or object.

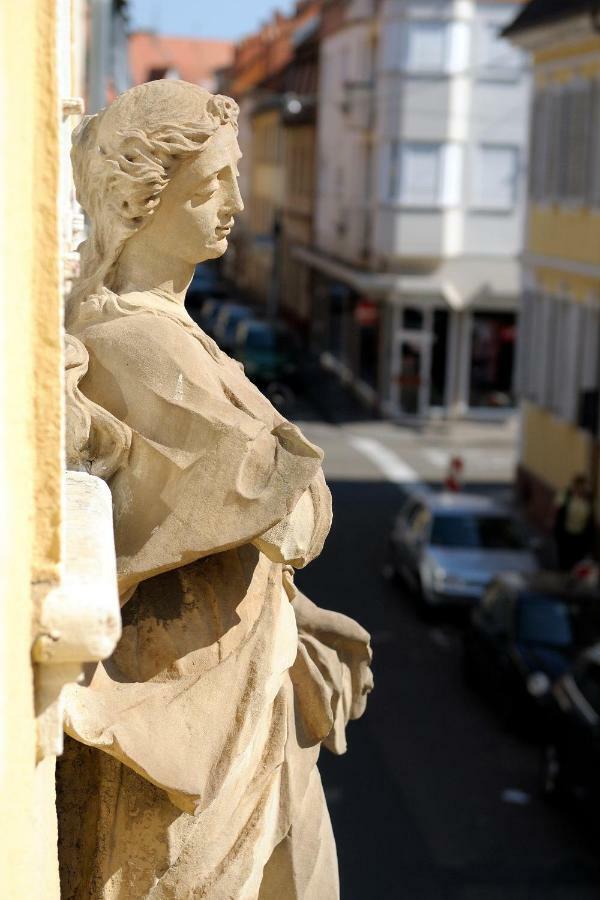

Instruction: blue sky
[129,0,297,40]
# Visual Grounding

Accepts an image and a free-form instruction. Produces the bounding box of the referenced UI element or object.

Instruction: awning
[293,246,521,311]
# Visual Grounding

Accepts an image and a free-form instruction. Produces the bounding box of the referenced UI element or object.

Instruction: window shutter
[529,92,544,202]
[568,84,590,202]
[545,90,561,201]
[557,90,572,201]
[581,304,600,391]
[562,302,583,422]
[515,290,533,397]
[589,79,600,208]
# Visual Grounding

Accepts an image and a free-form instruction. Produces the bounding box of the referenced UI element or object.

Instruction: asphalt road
[293,408,600,900]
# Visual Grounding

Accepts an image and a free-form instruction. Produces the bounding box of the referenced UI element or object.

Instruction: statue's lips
[215,225,231,238]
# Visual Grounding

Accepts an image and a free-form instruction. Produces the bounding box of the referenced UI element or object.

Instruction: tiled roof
[129,32,234,89]
[503,0,597,36]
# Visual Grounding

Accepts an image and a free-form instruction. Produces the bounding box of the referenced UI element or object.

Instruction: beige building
[506,0,600,526]
[246,103,286,305]
[1,0,123,893]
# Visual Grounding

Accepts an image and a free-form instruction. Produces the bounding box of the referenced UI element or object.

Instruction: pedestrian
[553,474,595,571]
[444,456,464,492]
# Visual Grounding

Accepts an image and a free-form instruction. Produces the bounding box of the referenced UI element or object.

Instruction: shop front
[297,247,519,420]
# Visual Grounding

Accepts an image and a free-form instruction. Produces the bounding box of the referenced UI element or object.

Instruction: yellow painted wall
[521,401,591,493]
[0,0,63,895]
[535,35,600,68]
[529,208,600,273]
[519,28,600,502]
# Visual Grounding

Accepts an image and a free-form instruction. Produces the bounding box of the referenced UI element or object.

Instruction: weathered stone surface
[59,79,372,899]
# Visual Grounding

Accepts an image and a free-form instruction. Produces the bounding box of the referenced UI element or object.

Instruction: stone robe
[58,290,372,899]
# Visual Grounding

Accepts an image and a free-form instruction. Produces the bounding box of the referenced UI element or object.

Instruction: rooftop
[503,0,598,37]
[129,32,234,90]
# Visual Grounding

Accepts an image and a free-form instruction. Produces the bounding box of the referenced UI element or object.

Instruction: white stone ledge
[33,471,121,663]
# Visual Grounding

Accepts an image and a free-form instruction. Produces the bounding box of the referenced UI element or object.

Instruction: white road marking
[347,435,420,486]
[422,448,512,471]
[423,448,448,469]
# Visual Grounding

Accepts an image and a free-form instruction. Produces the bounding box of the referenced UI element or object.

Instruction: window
[516,597,573,649]
[534,80,599,206]
[385,142,462,207]
[477,21,522,80]
[430,514,527,550]
[406,21,447,72]
[381,20,469,74]
[588,79,600,208]
[400,144,440,205]
[529,91,552,202]
[472,145,518,211]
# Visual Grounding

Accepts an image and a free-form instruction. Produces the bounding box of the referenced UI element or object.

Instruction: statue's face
[142,122,244,264]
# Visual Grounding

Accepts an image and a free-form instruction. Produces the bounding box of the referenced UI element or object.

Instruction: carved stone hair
[69,82,239,311]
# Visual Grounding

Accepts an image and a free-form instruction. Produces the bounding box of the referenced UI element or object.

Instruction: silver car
[386,491,539,609]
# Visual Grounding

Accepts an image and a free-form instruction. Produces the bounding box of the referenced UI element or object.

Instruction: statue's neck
[112,241,195,306]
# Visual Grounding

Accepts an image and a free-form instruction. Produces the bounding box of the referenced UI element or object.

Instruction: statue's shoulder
[70,292,226,384]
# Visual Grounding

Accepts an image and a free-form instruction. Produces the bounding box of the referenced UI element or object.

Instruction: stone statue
[58,80,373,900]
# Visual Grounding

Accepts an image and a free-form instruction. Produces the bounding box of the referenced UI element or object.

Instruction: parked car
[213,303,255,352]
[540,643,600,806]
[185,262,227,305]
[463,573,600,727]
[385,491,538,611]
[233,319,302,413]
[188,298,223,335]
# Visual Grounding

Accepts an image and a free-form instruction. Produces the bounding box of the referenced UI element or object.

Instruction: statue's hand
[289,584,373,754]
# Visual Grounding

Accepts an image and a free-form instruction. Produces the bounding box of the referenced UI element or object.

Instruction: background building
[224,1,323,305]
[299,0,530,418]
[506,0,600,526]
[129,31,233,90]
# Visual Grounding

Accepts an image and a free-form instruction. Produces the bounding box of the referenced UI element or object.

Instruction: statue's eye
[193,178,219,202]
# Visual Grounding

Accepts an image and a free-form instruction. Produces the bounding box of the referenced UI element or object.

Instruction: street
[293,407,600,900]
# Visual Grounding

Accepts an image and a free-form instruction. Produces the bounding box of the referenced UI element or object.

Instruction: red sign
[355,300,379,327]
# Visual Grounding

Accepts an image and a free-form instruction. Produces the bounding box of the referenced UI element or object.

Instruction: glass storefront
[469,312,516,409]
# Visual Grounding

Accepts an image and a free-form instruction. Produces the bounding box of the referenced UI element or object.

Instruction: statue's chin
[202,237,227,261]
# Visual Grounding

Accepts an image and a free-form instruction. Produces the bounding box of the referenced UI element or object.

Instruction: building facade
[224,1,323,307]
[1,1,126,892]
[128,31,233,92]
[505,0,600,525]
[300,0,530,418]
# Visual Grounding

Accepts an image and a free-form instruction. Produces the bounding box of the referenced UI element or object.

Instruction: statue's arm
[76,314,326,574]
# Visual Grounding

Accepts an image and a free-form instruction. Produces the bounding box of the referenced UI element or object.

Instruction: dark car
[463,573,600,728]
[213,303,255,353]
[541,644,600,806]
[185,262,227,305]
[233,319,302,412]
[187,298,223,336]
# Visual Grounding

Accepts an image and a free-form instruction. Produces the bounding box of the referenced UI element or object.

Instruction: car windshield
[429,513,527,549]
[246,325,277,352]
[516,595,573,648]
